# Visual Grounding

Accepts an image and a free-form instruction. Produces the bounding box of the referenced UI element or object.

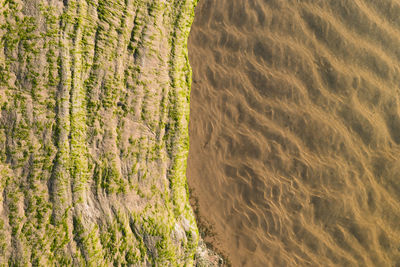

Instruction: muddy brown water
[187,0,400,266]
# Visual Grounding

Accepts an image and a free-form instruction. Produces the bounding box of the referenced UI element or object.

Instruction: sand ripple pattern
[187,0,400,266]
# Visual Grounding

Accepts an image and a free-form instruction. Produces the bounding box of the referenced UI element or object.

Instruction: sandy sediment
[188,0,400,266]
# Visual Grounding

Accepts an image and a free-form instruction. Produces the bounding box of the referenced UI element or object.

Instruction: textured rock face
[0,0,200,265]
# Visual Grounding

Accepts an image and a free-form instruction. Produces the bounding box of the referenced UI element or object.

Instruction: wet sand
[187,0,400,266]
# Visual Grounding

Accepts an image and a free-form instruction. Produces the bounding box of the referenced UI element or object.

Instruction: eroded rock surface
[0,0,205,265]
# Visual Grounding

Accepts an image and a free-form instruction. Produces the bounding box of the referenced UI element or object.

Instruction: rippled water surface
[187,0,400,266]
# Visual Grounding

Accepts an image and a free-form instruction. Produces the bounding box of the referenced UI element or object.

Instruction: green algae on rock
[0,0,210,265]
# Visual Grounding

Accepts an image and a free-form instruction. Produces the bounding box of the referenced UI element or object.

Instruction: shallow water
[187,0,400,266]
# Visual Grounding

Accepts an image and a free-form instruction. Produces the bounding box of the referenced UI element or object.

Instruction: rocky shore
[0,0,221,265]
